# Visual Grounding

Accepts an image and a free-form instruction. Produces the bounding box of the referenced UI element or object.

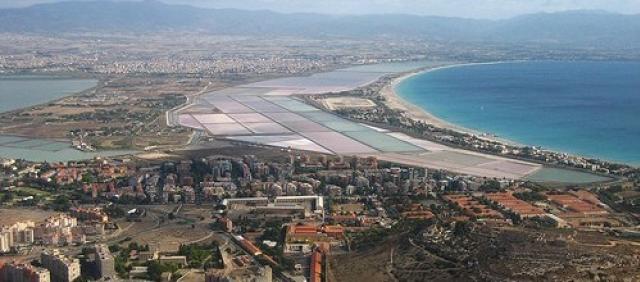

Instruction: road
[166,83,211,127]
[386,247,400,282]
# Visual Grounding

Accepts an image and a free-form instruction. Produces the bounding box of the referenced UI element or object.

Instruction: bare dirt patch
[0,208,57,225]
[321,96,376,111]
[328,239,396,282]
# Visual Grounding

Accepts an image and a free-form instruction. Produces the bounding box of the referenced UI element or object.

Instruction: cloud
[2,0,640,19]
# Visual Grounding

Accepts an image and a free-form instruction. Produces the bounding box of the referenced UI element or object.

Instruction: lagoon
[0,75,97,113]
[0,76,135,162]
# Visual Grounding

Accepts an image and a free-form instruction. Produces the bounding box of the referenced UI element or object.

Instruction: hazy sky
[2,0,640,19]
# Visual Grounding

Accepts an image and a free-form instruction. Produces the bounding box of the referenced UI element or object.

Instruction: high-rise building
[1,221,36,253]
[0,229,11,253]
[14,228,35,245]
[0,262,51,282]
[92,244,115,280]
[41,249,81,282]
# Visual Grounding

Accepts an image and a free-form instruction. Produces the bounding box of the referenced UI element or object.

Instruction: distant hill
[1,0,639,48]
[488,11,640,48]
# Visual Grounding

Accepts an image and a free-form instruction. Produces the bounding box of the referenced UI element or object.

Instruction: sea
[396,61,640,166]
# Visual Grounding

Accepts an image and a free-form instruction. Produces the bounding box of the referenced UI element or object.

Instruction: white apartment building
[41,249,81,282]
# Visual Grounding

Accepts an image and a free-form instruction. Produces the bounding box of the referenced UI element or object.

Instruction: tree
[1,192,13,203]
[81,173,95,184]
[105,205,126,218]
[147,261,178,282]
[30,259,42,267]
[114,256,127,278]
[479,180,501,192]
[513,191,546,202]
[128,242,140,251]
[108,244,120,253]
[453,221,472,236]
[51,195,71,211]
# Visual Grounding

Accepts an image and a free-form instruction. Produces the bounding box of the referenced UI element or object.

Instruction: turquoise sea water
[0,76,97,113]
[396,61,640,166]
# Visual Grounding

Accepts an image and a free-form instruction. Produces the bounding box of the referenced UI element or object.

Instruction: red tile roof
[310,249,323,282]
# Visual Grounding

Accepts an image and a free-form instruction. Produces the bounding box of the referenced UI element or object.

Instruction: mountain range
[1,0,639,48]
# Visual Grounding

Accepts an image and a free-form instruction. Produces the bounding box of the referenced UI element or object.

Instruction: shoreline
[382,61,639,168]
[381,61,522,146]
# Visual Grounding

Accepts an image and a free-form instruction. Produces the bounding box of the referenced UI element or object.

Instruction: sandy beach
[380,62,521,146]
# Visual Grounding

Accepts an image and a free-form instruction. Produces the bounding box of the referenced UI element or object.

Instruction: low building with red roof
[284,224,345,254]
[484,192,546,219]
[310,248,323,282]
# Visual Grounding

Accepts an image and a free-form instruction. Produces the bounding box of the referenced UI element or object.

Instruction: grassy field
[0,187,53,206]
[11,186,52,197]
